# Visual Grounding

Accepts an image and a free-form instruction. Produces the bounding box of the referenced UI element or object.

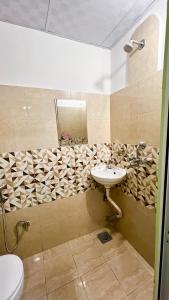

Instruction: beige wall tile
[109,17,161,269]
[0,86,110,152]
[128,15,159,85]
[120,71,162,99]
[0,206,42,258]
[110,189,155,266]
[88,119,110,144]
[0,85,59,152]
[86,94,110,121]
[0,189,112,258]
[110,71,162,147]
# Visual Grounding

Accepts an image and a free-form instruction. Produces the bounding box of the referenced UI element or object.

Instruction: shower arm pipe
[131,39,145,48]
[131,39,142,45]
[105,188,122,219]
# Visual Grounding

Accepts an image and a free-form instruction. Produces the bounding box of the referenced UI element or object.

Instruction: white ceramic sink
[91,165,126,188]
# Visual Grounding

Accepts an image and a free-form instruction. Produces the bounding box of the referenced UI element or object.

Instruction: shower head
[123,39,145,53]
[124,42,133,53]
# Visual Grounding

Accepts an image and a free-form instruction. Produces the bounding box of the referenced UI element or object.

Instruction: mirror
[55,99,88,146]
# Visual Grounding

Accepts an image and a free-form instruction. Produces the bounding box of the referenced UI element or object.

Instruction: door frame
[154,1,169,298]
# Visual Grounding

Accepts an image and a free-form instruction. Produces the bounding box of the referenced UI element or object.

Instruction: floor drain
[97,231,112,244]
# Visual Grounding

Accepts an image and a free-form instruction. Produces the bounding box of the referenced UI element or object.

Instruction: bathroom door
[155,1,169,299]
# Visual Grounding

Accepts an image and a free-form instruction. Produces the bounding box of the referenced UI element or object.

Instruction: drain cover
[97,231,112,244]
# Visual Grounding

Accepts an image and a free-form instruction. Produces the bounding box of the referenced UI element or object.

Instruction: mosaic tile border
[0,143,159,212]
[111,143,159,209]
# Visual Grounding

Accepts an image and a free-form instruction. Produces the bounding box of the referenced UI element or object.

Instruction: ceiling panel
[0,0,49,30]
[102,0,156,48]
[46,0,136,46]
[0,0,157,48]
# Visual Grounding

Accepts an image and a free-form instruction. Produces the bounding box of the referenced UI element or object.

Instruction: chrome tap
[107,160,113,169]
[0,186,6,204]
[128,141,147,166]
[128,156,141,166]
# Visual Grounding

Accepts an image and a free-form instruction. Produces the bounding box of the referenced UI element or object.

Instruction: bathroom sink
[91,165,126,188]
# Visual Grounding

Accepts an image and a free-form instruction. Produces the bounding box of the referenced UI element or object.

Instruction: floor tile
[124,240,154,276]
[48,279,88,300]
[107,249,153,294]
[125,282,154,300]
[44,252,78,294]
[23,252,44,277]
[21,228,154,300]
[21,271,46,300]
[95,231,127,261]
[81,263,126,300]
[43,242,70,260]
[22,296,47,300]
[73,242,105,276]
[69,234,96,256]
[87,227,113,240]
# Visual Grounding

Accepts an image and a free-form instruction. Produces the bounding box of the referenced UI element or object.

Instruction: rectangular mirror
[55,99,88,146]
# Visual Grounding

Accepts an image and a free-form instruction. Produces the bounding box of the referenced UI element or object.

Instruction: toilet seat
[0,254,24,300]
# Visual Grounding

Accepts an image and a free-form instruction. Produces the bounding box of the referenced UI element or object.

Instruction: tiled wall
[110,189,156,266]
[110,71,162,147]
[0,85,110,153]
[0,190,112,258]
[110,142,158,266]
[109,15,162,265]
[0,143,111,212]
[0,142,158,213]
[128,15,159,85]
[0,142,159,262]
[111,143,159,209]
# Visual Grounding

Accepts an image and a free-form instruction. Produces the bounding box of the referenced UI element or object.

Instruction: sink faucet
[107,160,113,169]
[128,156,141,166]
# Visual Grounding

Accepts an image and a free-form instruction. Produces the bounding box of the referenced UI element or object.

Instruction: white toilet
[0,254,24,300]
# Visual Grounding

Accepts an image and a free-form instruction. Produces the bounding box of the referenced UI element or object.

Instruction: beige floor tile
[22,295,47,300]
[125,282,154,300]
[107,249,153,294]
[69,234,96,256]
[87,227,113,240]
[21,229,154,300]
[68,228,112,255]
[43,242,70,260]
[44,252,78,294]
[23,252,44,277]
[95,231,127,261]
[73,242,105,276]
[124,240,154,276]
[22,271,46,300]
[48,279,88,300]
[81,263,126,300]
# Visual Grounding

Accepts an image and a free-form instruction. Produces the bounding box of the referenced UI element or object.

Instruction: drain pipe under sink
[106,188,122,219]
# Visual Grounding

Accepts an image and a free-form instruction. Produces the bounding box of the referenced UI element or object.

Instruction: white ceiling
[0,0,156,49]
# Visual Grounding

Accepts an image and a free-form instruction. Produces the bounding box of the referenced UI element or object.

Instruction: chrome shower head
[123,39,145,53]
[124,42,133,53]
